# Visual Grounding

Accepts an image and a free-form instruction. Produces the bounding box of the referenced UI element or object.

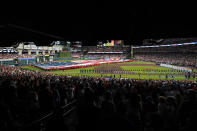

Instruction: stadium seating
[82,46,130,60]
[162,37,197,44]
[134,44,197,67]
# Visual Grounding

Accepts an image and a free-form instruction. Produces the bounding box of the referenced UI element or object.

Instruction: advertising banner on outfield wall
[0,59,13,61]
[0,48,18,53]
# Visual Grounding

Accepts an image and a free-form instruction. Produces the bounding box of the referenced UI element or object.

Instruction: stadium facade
[0,40,132,66]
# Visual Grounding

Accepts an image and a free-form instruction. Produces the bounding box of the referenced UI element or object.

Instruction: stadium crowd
[0,65,75,130]
[1,64,197,131]
[83,54,129,59]
[71,52,81,58]
[161,38,197,45]
[85,46,125,53]
[135,44,197,53]
[135,52,197,67]
[134,45,197,67]
[144,38,197,45]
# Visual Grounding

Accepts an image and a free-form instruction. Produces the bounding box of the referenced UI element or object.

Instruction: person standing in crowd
[166,74,168,79]
[192,72,195,80]
[159,73,161,79]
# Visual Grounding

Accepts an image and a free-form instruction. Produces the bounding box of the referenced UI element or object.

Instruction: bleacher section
[82,46,131,59]
[134,43,197,68]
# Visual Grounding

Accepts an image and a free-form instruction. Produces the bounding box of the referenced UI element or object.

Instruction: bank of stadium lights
[0,48,18,53]
[66,41,71,44]
[54,41,71,45]
[74,41,81,44]
[55,41,60,45]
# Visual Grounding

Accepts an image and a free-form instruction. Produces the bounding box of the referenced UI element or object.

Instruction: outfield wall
[160,63,192,72]
[0,58,36,65]
[0,59,15,65]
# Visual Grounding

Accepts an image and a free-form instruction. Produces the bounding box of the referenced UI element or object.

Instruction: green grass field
[21,61,197,81]
[121,65,173,70]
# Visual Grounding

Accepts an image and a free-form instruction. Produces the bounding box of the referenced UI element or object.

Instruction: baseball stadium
[11,40,196,81]
[1,39,197,131]
[2,6,197,131]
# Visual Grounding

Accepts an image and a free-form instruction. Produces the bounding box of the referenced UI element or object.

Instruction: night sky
[0,4,197,46]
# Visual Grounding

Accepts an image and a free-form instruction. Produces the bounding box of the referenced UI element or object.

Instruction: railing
[61,99,77,113]
[19,99,78,131]
[63,106,77,117]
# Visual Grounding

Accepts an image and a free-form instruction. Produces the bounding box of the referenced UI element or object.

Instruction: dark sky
[1,4,197,46]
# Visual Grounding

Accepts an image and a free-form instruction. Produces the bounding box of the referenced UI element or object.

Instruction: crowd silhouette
[0,64,197,131]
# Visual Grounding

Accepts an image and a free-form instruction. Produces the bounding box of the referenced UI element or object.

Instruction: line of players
[80,68,195,74]
[80,69,196,79]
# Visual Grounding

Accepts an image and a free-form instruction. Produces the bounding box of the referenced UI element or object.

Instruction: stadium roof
[1,4,197,47]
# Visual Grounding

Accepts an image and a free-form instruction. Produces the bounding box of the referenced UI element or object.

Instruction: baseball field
[21,61,197,81]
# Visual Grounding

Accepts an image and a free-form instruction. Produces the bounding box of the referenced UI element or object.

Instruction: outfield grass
[21,61,197,81]
[115,61,155,65]
[22,65,44,71]
[121,65,174,71]
[125,61,155,64]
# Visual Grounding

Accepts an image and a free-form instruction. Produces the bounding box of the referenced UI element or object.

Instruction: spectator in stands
[101,91,116,116]
[178,89,197,129]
